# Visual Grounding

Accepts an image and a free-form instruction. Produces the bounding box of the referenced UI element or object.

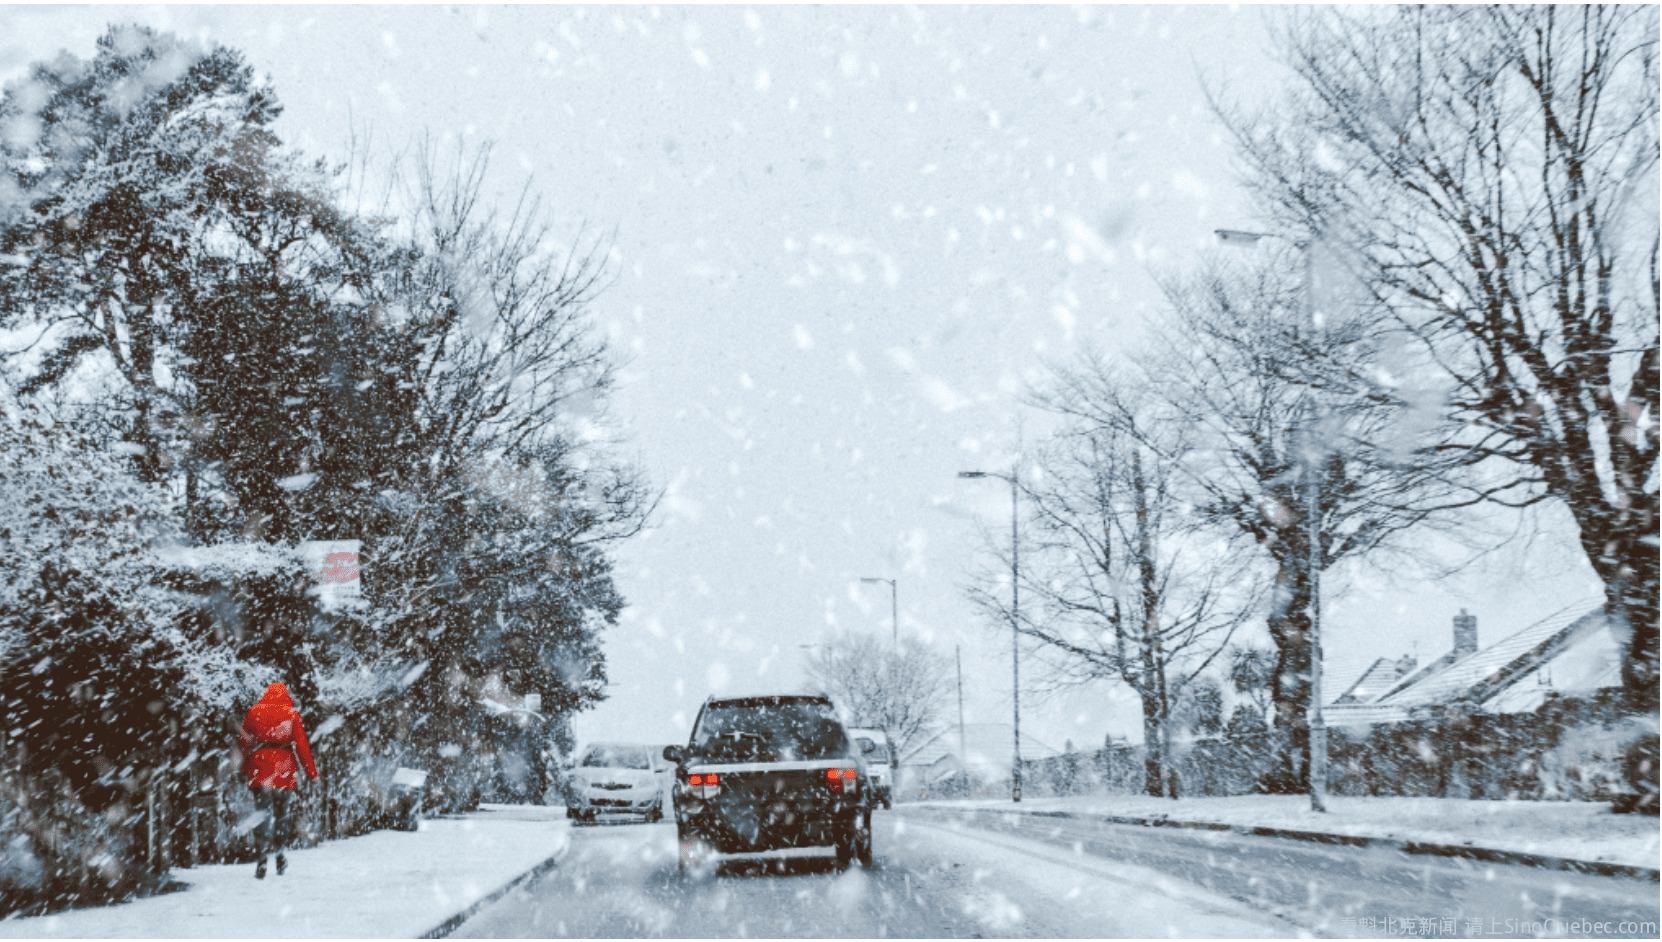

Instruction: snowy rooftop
[1388,601,1605,706]
[1325,600,1610,726]
[1333,657,1418,705]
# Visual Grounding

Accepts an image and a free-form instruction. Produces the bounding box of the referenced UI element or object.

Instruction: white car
[565,742,666,823]
[846,727,893,809]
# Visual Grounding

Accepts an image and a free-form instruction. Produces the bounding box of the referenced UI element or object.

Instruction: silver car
[846,727,893,809]
[565,742,667,823]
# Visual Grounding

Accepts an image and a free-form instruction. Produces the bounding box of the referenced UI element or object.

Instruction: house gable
[1333,656,1418,705]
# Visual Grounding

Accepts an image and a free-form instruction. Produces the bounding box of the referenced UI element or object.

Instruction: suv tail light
[825,767,857,794]
[686,772,721,799]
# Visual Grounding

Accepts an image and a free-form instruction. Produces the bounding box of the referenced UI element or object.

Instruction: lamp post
[859,577,898,645]
[958,467,1022,803]
[1215,228,1327,813]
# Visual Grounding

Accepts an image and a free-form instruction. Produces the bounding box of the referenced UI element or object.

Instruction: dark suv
[664,694,873,873]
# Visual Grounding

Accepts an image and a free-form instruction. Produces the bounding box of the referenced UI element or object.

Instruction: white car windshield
[581,745,650,769]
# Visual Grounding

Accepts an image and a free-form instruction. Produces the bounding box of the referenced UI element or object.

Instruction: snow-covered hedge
[0,411,192,912]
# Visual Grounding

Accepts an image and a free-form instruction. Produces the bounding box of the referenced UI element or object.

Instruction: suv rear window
[693,697,851,763]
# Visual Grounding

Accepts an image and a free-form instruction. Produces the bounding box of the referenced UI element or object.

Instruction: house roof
[1320,652,1423,708]
[1388,601,1604,707]
[1323,656,1402,706]
[1321,657,1375,707]
[1324,600,1609,726]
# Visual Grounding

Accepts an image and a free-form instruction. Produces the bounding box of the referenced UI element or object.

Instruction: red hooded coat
[238,683,319,790]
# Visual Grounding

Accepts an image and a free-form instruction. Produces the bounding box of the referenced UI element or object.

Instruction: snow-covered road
[450,811,1290,938]
[450,809,1660,939]
[911,807,1661,938]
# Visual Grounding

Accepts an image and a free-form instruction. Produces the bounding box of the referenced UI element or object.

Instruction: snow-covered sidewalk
[0,804,569,939]
[913,794,1660,874]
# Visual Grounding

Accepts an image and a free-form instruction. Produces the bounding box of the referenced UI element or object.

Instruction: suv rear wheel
[855,808,873,866]
[677,828,713,876]
[834,809,873,869]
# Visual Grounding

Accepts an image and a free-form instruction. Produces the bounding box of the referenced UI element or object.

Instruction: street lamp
[958,468,1022,803]
[1215,227,1327,814]
[859,577,898,645]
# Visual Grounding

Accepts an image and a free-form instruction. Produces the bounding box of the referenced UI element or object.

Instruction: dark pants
[251,787,292,860]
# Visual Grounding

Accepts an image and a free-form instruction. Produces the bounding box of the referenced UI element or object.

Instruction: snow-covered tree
[1223,6,1659,764]
[172,164,399,545]
[804,632,952,762]
[0,26,296,478]
[0,25,654,849]
[336,142,653,794]
[997,395,1257,797]
[0,24,401,550]
[1040,248,1478,794]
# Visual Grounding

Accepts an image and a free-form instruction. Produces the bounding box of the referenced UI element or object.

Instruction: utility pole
[957,466,1022,802]
[1009,469,1020,803]
[1303,243,1328,814]
[956,645,966,779]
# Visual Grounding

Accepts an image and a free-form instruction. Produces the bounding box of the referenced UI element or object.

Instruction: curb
[907,805,1661,883]
[417,841,570,939]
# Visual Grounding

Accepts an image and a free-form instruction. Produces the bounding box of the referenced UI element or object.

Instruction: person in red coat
[237,682,319,879]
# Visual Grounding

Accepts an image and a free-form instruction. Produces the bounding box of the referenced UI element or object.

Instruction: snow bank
[151,541,303,579]
[930,794,1660,871]
[0,805,569,939]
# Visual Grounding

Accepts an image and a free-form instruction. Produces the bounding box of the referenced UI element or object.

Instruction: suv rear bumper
[677,797,859,852]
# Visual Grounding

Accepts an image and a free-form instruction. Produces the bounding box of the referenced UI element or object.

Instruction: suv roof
[705,693,831,707]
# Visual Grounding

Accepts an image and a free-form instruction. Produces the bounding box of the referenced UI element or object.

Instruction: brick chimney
[1453,609,1478,657]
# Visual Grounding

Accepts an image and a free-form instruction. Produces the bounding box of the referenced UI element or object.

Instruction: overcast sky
[4,5,1606,756]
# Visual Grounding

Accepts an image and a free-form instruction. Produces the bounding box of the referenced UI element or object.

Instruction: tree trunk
[184,465,201,541]
[1140,690,1164,798]
[1131,450,1171,798]
[1582,505,1660,810]
[1160,703,1180,799]
[145,782,159,874]
[1261,555,1313,794]
[1578,519,1660,718]
[1153,655,1176,799]
[122,265,165,483]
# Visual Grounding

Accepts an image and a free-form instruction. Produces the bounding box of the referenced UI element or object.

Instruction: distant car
[650,745,676,815]
[846,727,893,809]
[565,742,665,824]
[664,694,873,873]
